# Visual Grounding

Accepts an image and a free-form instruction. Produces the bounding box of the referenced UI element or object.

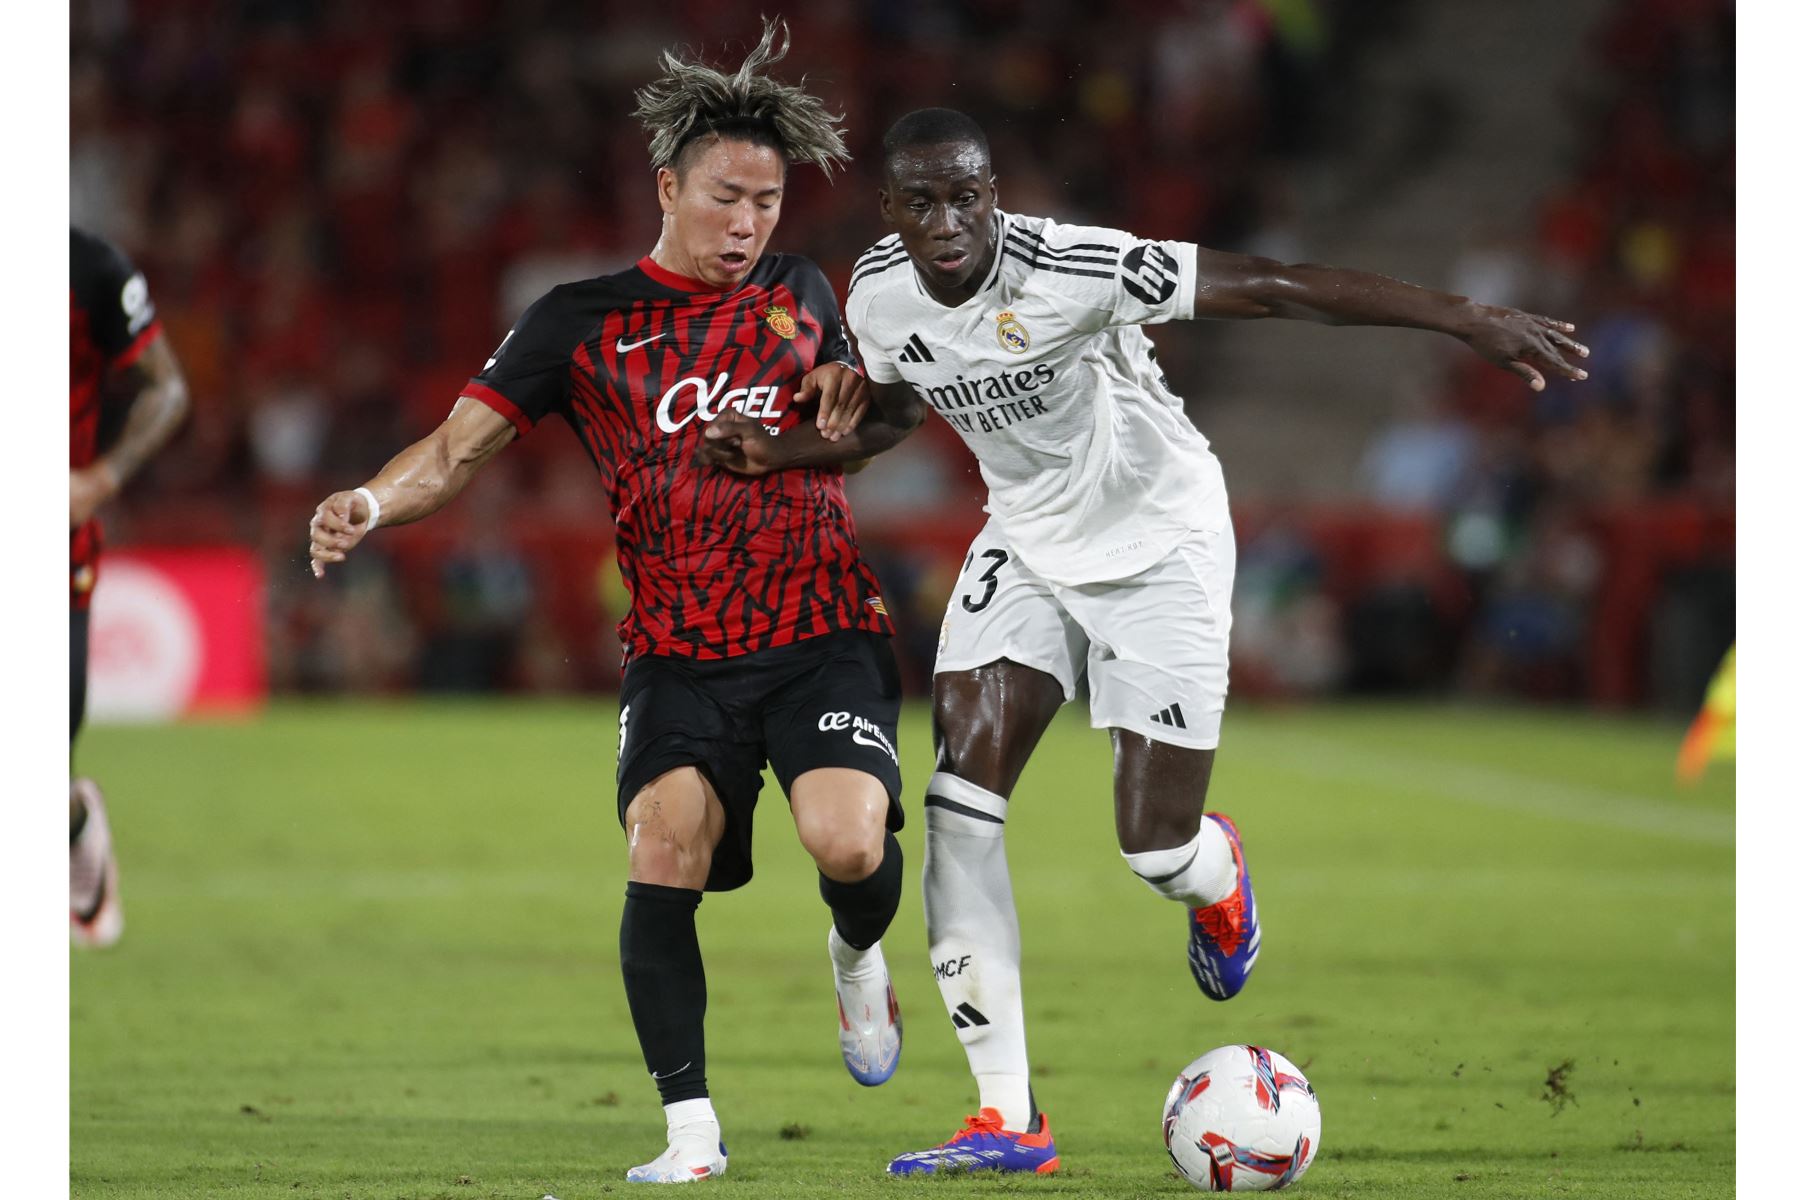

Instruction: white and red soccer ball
[1161,1045,1321,1191]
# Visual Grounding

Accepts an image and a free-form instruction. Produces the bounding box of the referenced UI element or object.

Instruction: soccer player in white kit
[698,107,1588,1177]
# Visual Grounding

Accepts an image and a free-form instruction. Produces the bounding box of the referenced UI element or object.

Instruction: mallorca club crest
[763,304,798,339]
[996,310,1030,354]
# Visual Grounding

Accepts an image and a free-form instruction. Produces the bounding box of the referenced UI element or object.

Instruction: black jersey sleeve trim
[850,254,911,293]
[1010,227,1123,257]
[1005,231,1119,266]
[1001,245,1116,280]
[852,239,906,272]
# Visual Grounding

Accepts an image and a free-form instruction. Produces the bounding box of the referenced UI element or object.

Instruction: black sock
[620,881,708,1105]
[818,832,904,951]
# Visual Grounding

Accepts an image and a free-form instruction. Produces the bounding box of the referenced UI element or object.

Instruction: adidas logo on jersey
[1149,703,1188,730]
[897,333,935,364]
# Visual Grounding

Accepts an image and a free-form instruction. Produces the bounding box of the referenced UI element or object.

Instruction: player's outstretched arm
[71,333,190,528]
[308,397,517,578]
[1188,248,1590,392]
[696,374,928,476]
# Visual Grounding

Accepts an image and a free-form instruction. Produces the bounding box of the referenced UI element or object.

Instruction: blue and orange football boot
[1187,812,1260,1001]
[887,1108,1060,1176]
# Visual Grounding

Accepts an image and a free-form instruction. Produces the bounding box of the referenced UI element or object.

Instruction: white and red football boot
[70,777,123,949]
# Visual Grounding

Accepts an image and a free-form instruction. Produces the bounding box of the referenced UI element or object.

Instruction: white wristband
[353,487,382,532]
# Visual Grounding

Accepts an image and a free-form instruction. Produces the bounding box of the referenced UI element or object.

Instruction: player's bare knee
[1113,734,1211,853]
[795,805,885,882]
[625,810,714,885]
[627,835,712,887]
[623,769,719,888]
[1113,784,1206,855]
[811,827,885,883]
[933,662,1063,797]
[790,768,888,881]
[932,694,1005,791]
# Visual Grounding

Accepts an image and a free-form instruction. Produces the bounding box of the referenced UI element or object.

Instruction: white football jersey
[846,210,1229,586]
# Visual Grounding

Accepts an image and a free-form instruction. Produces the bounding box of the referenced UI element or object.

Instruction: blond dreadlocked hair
[633,17,850,180]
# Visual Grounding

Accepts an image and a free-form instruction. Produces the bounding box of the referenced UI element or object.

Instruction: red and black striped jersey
[460,253,893,663]
[70,227,162,608]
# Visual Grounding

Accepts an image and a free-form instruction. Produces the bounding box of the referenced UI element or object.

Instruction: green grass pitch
[71,700,1734,1198]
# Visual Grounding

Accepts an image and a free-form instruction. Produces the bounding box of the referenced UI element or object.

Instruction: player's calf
[813,829,905,1085]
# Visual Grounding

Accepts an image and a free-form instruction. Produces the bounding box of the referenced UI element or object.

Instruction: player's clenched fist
[308,490,376,578]
[698,410,789,476]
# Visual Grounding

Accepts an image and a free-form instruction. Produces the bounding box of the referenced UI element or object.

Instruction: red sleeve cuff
[110,320,162,371]
[461,381,534,434]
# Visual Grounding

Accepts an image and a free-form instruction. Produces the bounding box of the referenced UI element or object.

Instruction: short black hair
[881,108,990,169]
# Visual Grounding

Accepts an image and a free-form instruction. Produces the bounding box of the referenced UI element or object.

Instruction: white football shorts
[935,517,1236,749]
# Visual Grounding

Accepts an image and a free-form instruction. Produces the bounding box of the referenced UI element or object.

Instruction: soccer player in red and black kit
[307,22,926,1184]
[69,227,191,949]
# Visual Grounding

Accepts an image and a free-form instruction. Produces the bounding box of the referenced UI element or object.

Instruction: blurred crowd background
[71,0,1733,712]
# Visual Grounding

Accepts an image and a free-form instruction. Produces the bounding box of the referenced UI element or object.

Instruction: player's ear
[656,166,680,216]
[878,185,894,226]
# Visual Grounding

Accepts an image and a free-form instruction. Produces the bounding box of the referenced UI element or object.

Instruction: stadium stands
[70,0,1731,707]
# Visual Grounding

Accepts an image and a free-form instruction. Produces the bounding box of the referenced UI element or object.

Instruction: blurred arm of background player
[307,398,517,577]
[696,364,928,476]
[1186,249,1591,392]
[70,334,190,528]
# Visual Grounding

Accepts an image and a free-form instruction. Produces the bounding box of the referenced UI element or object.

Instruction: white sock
[923,772,1033,1132]
[1122,819,1236,909]
[663,1097,718,1137]
[828,925,882,982]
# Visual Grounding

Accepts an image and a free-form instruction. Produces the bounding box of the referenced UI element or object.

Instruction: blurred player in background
[307,21,924,1185]
[701,107,1589,1175]
[69,227,191,949]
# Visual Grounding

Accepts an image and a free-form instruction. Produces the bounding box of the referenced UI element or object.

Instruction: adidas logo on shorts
[1149,703,1188,730]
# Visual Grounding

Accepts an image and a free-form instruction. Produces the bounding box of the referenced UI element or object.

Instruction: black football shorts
[615,629,904,892]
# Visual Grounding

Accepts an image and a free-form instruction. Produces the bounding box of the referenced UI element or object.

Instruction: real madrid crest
[763,305,798,340]
[996,310,1029,354]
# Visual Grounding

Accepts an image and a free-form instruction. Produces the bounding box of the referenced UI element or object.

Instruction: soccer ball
[1161,1045,1321,1191]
